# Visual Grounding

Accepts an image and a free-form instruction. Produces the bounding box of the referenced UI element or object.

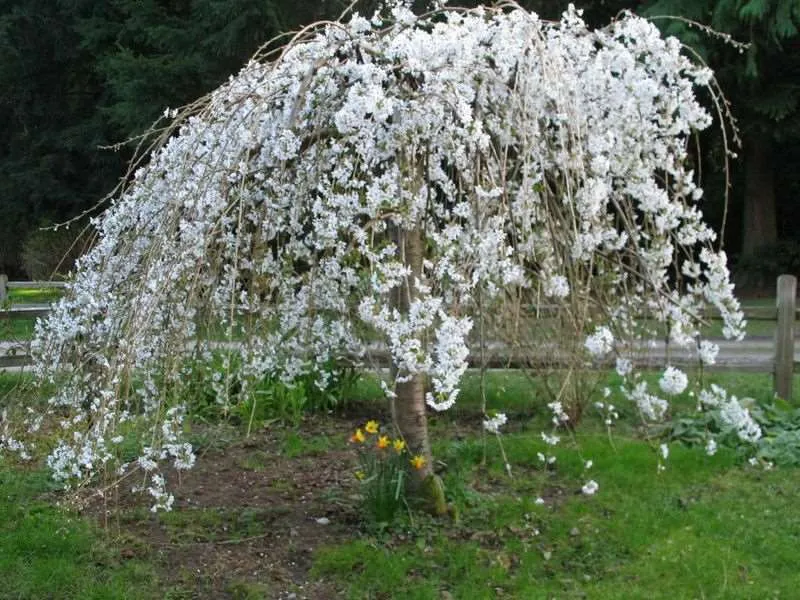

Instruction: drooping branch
[2,2,753,511]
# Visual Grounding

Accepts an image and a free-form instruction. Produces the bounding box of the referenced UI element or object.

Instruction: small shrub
[664,395,800,466]
[182,353,360,430]
[20,223,90,280]
[734,241,800,293]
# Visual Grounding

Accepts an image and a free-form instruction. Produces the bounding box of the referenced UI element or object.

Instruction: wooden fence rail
[1,274,799,402]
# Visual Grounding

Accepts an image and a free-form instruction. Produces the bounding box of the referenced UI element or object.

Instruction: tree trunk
[741,131,777,256]
[391,224,447,516]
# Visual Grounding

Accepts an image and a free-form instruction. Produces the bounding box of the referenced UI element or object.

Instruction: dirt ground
[81,415,370,599]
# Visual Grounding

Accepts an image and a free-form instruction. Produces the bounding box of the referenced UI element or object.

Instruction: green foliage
[236,378,309,429]
[0,0,796,276]
[0,0,322,275]
[358,453,408,526]
[641,0,800,259]
[0,2,122,275]
[238,368,358,428]
[20,223,90,280]
[183,352,358,430]
[76,0,288,137]
[642,0,800,127]
[734,240,800,288]
[665,395,800,466]
[750,400,800,464]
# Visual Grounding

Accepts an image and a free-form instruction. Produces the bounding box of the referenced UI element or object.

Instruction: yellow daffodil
[364,420,379,434]
[377,435,390,449]
[350,428,366,443]
[410,455,426,470]
[393,439,406,453]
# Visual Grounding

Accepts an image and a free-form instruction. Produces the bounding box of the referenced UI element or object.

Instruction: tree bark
[391,224,447,516]
[741,131,777,256]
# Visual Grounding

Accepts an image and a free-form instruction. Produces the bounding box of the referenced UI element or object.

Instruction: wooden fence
[1,274,798,400]
[0,276,65,368]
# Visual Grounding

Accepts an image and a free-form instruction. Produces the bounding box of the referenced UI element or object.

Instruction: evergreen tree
[75,0,289,139]
[641,0,800,263]
[0,0,294,275]
[0,1,121,275]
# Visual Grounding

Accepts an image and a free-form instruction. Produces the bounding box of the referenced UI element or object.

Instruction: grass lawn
[314,439,799,599]
[0,370,798,598]
[1,286,62,341]
[699,298,781,339]
[5,286,64,304]
[0,317,37,340]
[0,466,160,599]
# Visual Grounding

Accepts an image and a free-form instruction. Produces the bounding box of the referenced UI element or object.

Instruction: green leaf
[774,0,799,38]
[739,0,769,23]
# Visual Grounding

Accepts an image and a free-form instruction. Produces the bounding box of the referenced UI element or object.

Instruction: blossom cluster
[483,412,508,434]
[699,384,762,443]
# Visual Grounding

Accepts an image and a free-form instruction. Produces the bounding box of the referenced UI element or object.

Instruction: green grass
[151,506,273,544]
[0,373,40,416]
[312,434,800,599]
[312,369,800,598]
[347,370,549,417]
[0,372,28,396]
[1,287,61,341]
[6,286,64,304]
[0,317,37,340]
[2,369,799,598]
[348,369,800,419]
[0,463,160,599]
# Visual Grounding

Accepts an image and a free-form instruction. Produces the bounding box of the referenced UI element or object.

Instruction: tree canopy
[10,3,757,510]
[1,0,797,280]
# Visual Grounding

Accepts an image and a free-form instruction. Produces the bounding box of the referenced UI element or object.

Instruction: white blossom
[582,480,599,495]
[548,401,570,425]
[585,327,614,358]
[624,381,668,421]
[659,366,688,396]
[483,413,508,434]
[543,275,570,299]
[541,432,560,446]
[615,357,633,377]
[698,384,727,408]
[720,399,762,443]
[698,340,719,365]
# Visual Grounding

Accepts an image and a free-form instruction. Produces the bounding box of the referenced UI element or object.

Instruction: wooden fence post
[774,274,797,401]
[0,274,7,303]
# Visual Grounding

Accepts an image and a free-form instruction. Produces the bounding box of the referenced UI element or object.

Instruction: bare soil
[81,415,369,599]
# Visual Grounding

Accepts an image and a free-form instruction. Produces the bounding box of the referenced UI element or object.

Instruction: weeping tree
[7,1,755,511]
